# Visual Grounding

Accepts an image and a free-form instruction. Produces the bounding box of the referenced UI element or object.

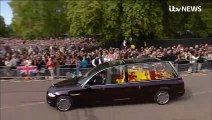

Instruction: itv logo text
[169,6,202,12]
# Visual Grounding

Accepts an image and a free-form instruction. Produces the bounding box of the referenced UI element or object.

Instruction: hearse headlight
[48,93,56,97]
[55,92,60,95]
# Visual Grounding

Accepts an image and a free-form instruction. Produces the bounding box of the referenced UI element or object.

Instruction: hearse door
[126,64,149,99]
[80,70,109,103]
[104,83,131,101]
[104,65,133,101]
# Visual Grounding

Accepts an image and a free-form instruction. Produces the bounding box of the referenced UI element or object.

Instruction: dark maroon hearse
[46,58,185,111]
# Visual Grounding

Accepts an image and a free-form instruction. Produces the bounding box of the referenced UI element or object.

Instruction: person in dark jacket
[92,54,104,67]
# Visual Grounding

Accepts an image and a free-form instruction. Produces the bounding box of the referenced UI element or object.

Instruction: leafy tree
[184,4,212,37]
[5,25,14,37]
[9,0,212,41]
[10,0,68,39]
[121,0,163,40]
[67,0,102,37]
[162,0,212,38]
[0,16,6,36]
[101,0,122,42]
[67,0,164,42]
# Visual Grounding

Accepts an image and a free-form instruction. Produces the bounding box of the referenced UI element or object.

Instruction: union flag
[18,66,38,76]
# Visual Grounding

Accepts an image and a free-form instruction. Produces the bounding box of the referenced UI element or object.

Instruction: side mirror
[84,84,90,89]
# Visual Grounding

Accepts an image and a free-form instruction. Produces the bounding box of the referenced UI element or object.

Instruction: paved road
[1,73,212,120]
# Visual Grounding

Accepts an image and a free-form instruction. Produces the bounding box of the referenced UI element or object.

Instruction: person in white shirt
[4,57,12,76]
[102,51,109,62]
[188,51,199,73]
[122,39,127,49]
[189,54,199,64]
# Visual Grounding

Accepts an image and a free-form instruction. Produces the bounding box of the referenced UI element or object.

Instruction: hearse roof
[97,58,161,69]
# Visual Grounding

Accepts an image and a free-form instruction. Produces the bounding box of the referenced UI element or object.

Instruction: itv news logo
[169,6,202,12]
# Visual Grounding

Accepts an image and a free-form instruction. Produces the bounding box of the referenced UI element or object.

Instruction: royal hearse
[46,58,185,111]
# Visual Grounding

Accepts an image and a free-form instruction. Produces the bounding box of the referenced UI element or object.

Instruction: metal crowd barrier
[174,62,212,73]
[0,62,211,79]
[0,67,90,79]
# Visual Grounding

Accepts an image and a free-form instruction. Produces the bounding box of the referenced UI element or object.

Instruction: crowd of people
[0,37,212,77]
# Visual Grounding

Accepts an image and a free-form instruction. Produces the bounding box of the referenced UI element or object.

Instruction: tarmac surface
[0,72,212,120]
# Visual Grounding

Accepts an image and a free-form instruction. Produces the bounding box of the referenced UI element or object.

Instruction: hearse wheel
[154,90,170,105]
[56,96,72,111]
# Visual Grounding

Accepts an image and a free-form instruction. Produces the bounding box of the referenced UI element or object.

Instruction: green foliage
[0,16,6,36]
[5,25,14,37]
[186,8,212,37]
[101,0,122,41]
[163,0,212,38]
[66,0,164,42]
[10,0,68,39]
[9,0,212,41]
[67,0,102,37]
[121,0,163,40]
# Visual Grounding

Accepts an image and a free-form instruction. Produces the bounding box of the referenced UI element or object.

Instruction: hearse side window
[87,69,107,86]
[149,62,177,80]
[107,65,126,84]
[127,63,151,82]
[127,62,177,82]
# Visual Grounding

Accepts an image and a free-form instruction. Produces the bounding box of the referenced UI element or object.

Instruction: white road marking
[0,90,211,110]
[181,73,208,77]
[193,73,207,76]
[0,79,65,82]
[191,90,212,96]
[0,102,45,110]
[180,74,188,77]
[0,80,10,82]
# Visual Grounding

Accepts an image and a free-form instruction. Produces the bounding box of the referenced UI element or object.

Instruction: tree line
[0,16,13,37]
[3,0,212,42]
